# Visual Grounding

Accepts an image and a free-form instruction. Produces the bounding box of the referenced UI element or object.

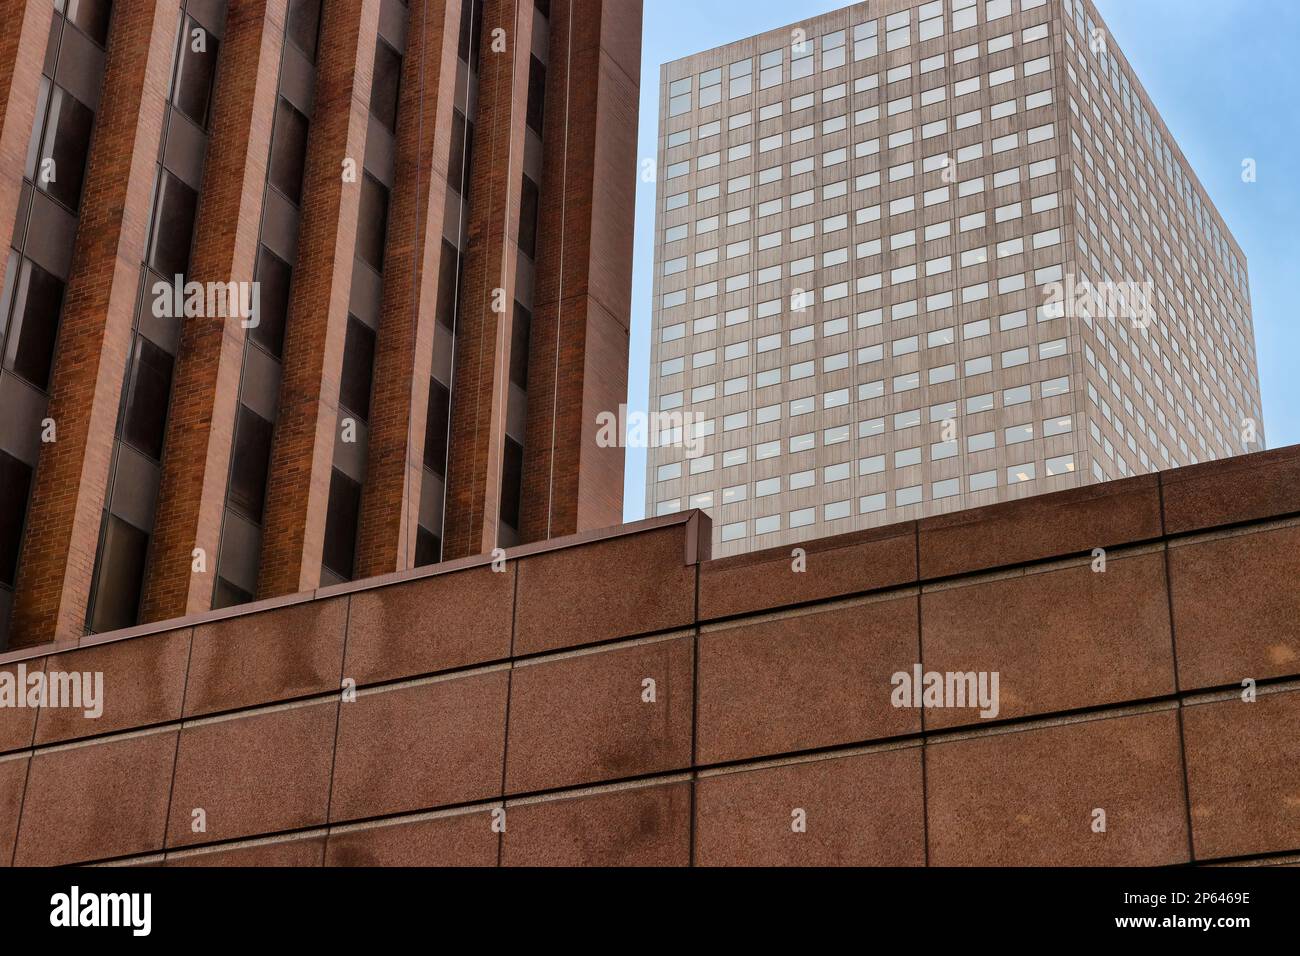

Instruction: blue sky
[621,0,1300,520]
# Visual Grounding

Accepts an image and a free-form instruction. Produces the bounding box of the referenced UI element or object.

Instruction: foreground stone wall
[1,447,1297,866]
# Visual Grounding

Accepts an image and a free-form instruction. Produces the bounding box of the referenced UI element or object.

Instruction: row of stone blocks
[1,447,1297,865]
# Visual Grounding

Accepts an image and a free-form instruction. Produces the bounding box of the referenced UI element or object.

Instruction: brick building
[0,0,641,649]
[1,0,1294,871]
[1,445,1297,866]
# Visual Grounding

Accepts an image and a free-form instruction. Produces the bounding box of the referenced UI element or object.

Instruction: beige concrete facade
[645,0,1264,557]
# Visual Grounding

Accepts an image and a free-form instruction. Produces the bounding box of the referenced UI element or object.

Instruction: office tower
[0,0,641,649]
[646,0,1263,557]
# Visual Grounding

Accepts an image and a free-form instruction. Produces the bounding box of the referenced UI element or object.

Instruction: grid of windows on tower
[647,0,1261,557]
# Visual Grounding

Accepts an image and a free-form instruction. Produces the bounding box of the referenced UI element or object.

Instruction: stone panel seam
[166,827,328,863]
[697,738,922,779]
[1166,514,1300,550]
[32,722,176,756]
[916,522,929,867]
[160,625,196,852]
[354,661,511,696]
[697,540,1178,630]
[504,773,694,808]
[20,659,44,751]
[688,561,700,866]
[7,747,31,868]
[925,699,1178,747]
[26,673,1300,769]
[90,834,1300,871]
[921,540,1166,593]
[74,754,1300,870]
[323,595,353,827]
[19,640,1300,758]
[695,532,1191,629]
[89,855,167,868]
[0,612,698,699]
[46,681,1300,863]
[181,693,331,729]
[328,799,514,849]
[330,799,498,835]
[701,588,921,633]
[498,560,520,866]
[1159,477,1198,862]
[513,629,688,666]
[1182,680,1300,708]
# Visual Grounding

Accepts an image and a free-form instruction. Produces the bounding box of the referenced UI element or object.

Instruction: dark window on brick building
[424,378,450,476]
[122,336,174,461]
[518,174,539,259]
[340,315,376,421]
[370,39,402,132]
[148,171,198,278]
[229,404,273,522]
[269,98,310,204]
[356,174,389,272]
[534,0,551,19]
[510,303,531,388]
[3,258,65,391]
[64,0,113,46]
[252,246,292,358]
[213,576,253,610]
[38,86,95,211]
[448,109,473,198]
[526,56,546,134]
[415,526,441,567]
[322,468,361,578]
[172,17,221,129]
[435,239,458,329]
[0,450,32,587]
[24,80,51,180]
[287,0,323,61]
[458,0,484,72]
[500,437,524,530]
[448,110,465,192]
[88,514,148,633]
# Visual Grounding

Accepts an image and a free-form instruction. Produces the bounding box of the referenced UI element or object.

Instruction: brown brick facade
[3,445,1298,866]
[256,0,381,598]
[9,1,182,648]
[141,0,289,622]
[442,0,537,560]
[353,0,462,579]
[1,0,638,646]
[0,0,54,252]
[519,0,641,543]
